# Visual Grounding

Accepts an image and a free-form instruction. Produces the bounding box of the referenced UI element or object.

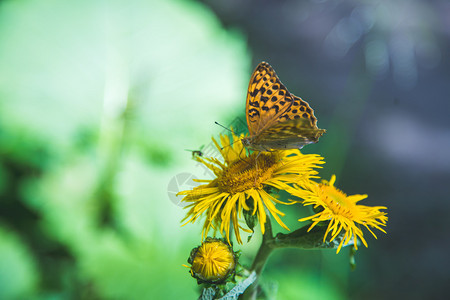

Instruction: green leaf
[271,224,356,250]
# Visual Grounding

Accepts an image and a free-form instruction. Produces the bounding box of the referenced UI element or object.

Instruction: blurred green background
[0,0,449,299]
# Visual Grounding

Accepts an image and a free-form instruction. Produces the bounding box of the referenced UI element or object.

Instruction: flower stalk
[242,215,275,300]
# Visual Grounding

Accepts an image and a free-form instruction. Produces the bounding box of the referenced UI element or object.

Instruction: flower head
[178,133,324,244]
[296,175,388,253]
[187,238,237,284]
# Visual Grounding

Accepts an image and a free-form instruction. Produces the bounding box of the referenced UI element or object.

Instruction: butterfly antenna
[219,139,239,151]
[215,121,239,150]
[214,121,237,134]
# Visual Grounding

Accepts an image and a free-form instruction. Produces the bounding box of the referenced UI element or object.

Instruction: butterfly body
[243,62,325,151]
[242,118,324,151]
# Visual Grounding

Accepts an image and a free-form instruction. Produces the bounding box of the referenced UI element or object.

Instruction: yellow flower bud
[187,238,236,284]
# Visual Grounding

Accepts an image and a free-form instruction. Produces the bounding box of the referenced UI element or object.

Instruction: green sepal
[243,196,257,242]
[243,209,257,242]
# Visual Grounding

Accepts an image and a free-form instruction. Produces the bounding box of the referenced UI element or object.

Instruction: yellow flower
[296,175,388,253]
[187,238,237,284]
[178,133,324,244]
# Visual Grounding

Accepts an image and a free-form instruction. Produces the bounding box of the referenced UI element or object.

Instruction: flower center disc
[218,152,279,194]
[321,185,354,217]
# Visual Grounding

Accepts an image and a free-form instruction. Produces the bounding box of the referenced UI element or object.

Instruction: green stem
[241,218,275,300]
[251,218,275,277]
[240,223,344,299]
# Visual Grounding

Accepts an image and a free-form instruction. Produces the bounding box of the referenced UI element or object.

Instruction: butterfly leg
[237,146,252,168]
[253,151,263,186]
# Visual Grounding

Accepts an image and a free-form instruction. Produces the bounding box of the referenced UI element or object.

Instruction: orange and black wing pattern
[244,61,325,150]
[245,62,295,136]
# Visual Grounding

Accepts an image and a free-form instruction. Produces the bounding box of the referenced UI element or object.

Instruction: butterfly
[241,62,326,151]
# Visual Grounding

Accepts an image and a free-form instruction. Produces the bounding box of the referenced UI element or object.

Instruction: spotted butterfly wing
[242,62,325,151]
